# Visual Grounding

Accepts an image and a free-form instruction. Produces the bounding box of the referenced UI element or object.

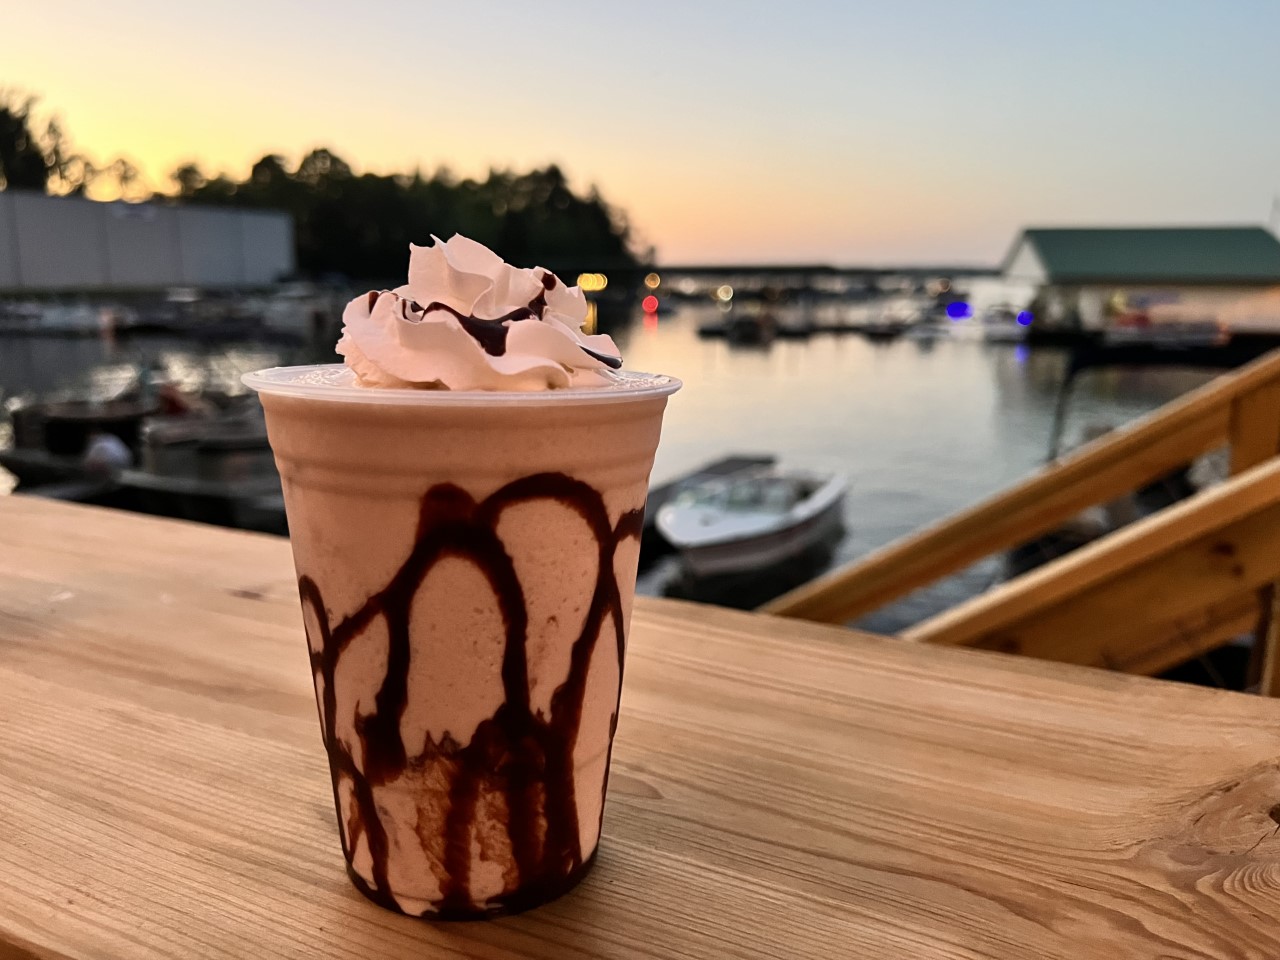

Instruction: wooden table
[3,496,1280,959]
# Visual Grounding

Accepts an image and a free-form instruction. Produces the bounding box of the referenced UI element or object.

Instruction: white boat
[983,306,1032,342]
[863,298,922,341]
[19,302,106,335]
[656,468,847,578]
[949,310,1030,343]
[259,282,343,336]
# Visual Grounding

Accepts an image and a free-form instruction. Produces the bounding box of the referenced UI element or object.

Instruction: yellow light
[576,272,609,293]
[583,300,598,335]
[644,272,661,290]
[716,284,734,301]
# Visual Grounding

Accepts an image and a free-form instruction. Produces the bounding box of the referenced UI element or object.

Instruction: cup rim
[242,364,681,406]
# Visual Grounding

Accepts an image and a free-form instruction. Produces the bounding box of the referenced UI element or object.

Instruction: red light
[642,295,659,313]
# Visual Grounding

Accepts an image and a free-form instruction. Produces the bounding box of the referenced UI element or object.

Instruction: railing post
[1227,382,1280,475]
[1256,585,1280,697]
[1229,382,1280,696]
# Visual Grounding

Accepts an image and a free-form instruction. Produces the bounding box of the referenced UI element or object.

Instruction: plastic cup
[243,364,679,918]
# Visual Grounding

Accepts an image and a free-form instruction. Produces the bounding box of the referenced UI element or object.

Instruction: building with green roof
[1001,226,1280,331]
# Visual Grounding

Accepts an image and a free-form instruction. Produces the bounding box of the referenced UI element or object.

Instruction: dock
[0,447,286,534]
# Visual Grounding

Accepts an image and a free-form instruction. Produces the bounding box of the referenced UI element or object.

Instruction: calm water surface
[0,302,1215,630]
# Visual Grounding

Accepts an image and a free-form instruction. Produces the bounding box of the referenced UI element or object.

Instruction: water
[613,304,1215,630]
[0,334,305,409]
[0,305,1216,630]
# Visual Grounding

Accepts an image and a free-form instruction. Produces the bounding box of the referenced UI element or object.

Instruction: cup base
[344,848,600,920]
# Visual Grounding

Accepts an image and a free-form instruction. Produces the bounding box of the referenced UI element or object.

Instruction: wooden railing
[902,457,1280,682]
[763,348,1280,690]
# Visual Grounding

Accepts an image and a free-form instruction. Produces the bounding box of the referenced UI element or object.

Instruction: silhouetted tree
[4,92,639,279]
[40,115,98,195]
[0,92,51,190]
[106,157,147,201]
[0,90,142,197]
[171,162,206,198]
[294,148,352,187]
[169,146,637,281]
[249,154,289,187]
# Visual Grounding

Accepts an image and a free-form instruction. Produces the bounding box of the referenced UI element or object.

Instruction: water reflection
[0,333,331,405]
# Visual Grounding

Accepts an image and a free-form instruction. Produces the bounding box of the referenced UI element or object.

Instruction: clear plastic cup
[243,364,679,918]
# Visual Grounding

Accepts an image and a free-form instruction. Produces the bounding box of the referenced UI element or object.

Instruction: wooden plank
[905,460,1280,674]
[1111,591,1261,676]
[948,591,1260,678]
[1228,380,1280,474]
[3,496,1280,959]
[766,348,1280,624]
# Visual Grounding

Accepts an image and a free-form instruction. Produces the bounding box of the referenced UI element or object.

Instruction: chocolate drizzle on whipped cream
[336,236,624,390]
[297,474,642,918]
[361,277,622,370]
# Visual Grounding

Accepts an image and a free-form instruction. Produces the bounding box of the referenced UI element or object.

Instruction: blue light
[1016,310,1034,326]
[946,301,972,320]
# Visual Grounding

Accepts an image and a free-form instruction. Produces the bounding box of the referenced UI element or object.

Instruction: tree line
[0,92,640,282]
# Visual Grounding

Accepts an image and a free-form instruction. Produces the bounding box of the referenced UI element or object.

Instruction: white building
[1002,226,1280,332]
[0,190,295,293]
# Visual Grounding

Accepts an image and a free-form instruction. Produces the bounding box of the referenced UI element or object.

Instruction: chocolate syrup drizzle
[366,271,624,371]
[297,473,644,917]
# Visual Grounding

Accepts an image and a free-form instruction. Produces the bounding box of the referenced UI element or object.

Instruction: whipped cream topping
[336,235,623,391]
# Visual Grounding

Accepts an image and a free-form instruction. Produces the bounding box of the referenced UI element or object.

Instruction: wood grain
[765,347,1280,624]
[3,497,1280,959]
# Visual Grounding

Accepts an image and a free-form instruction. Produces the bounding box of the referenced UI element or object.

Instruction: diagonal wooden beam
[902,459,1280,676]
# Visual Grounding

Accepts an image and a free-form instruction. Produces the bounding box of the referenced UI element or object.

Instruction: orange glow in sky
[7,1,1280,264]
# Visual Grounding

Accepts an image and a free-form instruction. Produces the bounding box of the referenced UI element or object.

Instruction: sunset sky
[7,1,1280,264]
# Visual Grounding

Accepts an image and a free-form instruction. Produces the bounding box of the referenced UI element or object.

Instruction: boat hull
[675,495,845,578]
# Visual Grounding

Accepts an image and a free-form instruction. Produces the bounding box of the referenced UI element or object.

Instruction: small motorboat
[656,468,847,578]
[862,320,908,343]
[862,299,920,342]
[980,306,1032,343]
[1,388,283,533]
[725,311,778,346]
